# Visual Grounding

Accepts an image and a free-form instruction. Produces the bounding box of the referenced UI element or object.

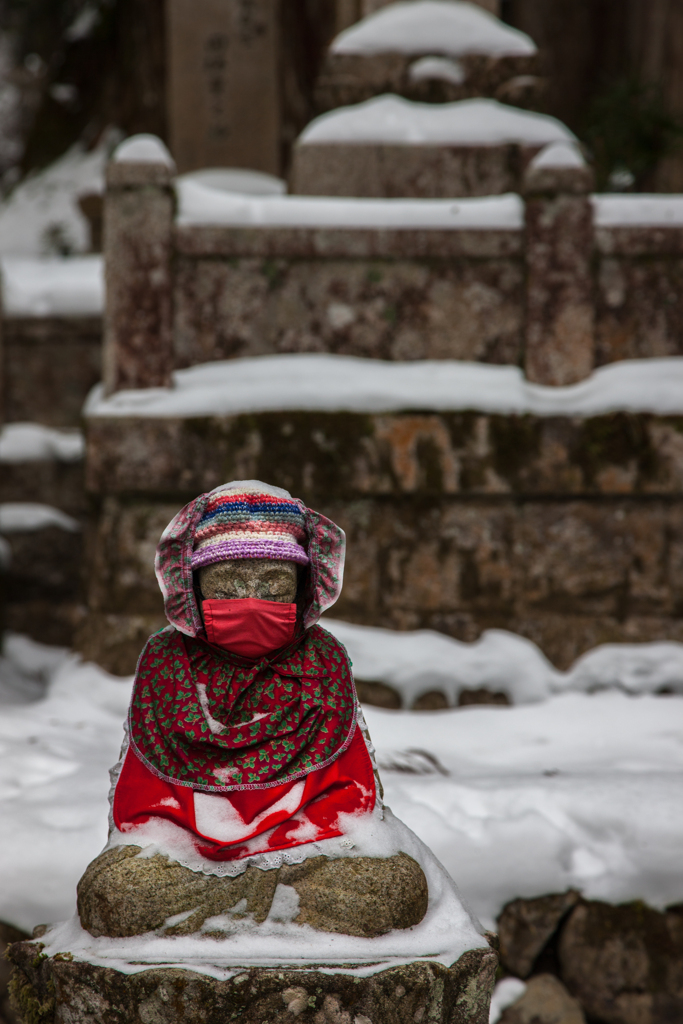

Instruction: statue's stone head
[191,484,309,607]
[198,558,298,603]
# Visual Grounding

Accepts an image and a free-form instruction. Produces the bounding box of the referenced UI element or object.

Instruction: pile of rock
[495,891,683,1024]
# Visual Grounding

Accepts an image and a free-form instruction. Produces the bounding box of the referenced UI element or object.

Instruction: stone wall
[173,252,524,366]
[174,221,683,381]
[79,409,683,675]
[0,314,99,645]
[1,316,101,425]
[100,149,683,391]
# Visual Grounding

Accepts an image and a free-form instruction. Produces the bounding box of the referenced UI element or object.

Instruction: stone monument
[166,0,280,174]
[9,481,496,1022]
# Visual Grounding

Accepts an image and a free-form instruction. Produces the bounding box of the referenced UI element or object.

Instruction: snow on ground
[2,630,683,940]
[298,96,574,147]
[177,180,522,229]
[85,353,683,420]
[0,423,84,463]
[0,132,117,257]
[331,1,536,58]
[1,255,103,316]
[0,642,129,931]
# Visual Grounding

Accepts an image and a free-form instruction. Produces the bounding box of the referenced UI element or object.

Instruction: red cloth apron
[114,724,375,861]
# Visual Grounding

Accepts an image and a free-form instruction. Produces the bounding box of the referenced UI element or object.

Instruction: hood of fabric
[155,480,346,637]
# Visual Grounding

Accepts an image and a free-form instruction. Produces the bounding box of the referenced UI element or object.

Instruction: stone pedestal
[8,941,497,1024]
[166,0,280,175]
[290,141,540,199]
[102,141,175,395]
[523,144,596,386]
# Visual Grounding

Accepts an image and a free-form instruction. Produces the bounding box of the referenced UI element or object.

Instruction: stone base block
[9,941,497,1024]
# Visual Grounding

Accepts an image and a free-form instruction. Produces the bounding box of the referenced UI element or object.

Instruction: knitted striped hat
[191,482,309,569]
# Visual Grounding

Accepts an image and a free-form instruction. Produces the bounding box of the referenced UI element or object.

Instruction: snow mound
[113,134,175,168]
[0,650,131,930]
[366,692,683,929]
[323,619,683,706]
[176,178,522,229]
[299,95,575,147]
[408,55,467,85]
[0,502,80,533]
[0,423,84,463]
[1,255,103,316]
[324,620,556,706]
[0,633,68,705]
[0,132,118,257]
[84,354,683,421]
[331,1,536,58]
[530,140,586,170]
[176,168,286,197]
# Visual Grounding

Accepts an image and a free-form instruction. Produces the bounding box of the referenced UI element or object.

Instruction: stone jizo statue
[77,480,429,939]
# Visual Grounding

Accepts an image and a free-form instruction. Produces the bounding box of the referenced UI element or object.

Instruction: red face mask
[202,598,297,659]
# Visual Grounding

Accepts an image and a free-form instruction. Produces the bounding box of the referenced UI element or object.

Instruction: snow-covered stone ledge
[85,353,683,420]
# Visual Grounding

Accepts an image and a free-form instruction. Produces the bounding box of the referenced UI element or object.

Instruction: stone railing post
[523,141,595,386]
[102,135,175,395]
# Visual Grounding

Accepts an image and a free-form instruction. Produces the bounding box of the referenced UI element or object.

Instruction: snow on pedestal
[330,2,536,59]
[316,2,540,115]
[291,96,575,198]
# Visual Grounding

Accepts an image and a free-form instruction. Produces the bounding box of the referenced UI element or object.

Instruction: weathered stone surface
[172,256,524,366]
[499,974,585,1024]
[279,852,428,938]
[9,940,498,1024]
[76,486,683,674]
[596,257,683,365]
[0,921,29,1024]
[291,142,540,199]
[174,225,523,261]
[77,847,428,939]
[314,49,538,114]
[0,460,86,517]
[1,524,85,647]
[498,892,580,978]
[166,0,280,176]
[103,159,173,393]
[412,691,450,711]
[458,688,510,707]
[2,316,101,427]
[199,559,299,603]
[77,847,279,938]
[85,412,683,500]
[558,900,683,1024]
[74,612,168,678]
[353,683,509,710]
[354,679,402,709]
[524,189,595,386]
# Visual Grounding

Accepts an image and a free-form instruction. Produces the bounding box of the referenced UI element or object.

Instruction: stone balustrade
[103,137,683,392]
